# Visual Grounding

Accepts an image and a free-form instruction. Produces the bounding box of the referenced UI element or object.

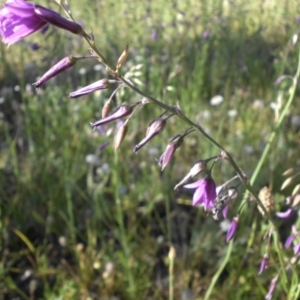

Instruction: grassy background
[1,0,300,299]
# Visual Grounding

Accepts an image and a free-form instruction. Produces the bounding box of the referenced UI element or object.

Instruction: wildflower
[265,275,278,300]
[133,113,174,153]
[90,102,140,127]
[33,56,77,88]
[226,215,239,242]
[0,0,82,45]
[184,176,216,209]
[258,254,269,275]
[0,0,47,44]
[69,79,114,98]
[158,128,194,171]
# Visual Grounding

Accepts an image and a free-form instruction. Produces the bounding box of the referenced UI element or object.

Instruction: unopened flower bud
[282,167,297,176]
[281,176,295,190]
[158,131,192,171]
[258,254,269,275]
[292,184,300,196]
[33,56,77,88]
[133,114,173,153]
[102,99,114,118]
[265,275,278,300]
[174,160,207,190]
[116,44,129,70]
[114,123,128,151]
[69,79,112,98]
[90,103,139,127]
[34,5,82,34]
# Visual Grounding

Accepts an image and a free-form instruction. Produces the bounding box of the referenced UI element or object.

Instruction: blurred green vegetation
[1,0,300,299]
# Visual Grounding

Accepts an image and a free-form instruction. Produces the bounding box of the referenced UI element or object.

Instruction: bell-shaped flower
[0,0,47,44]
[184,176,216,209]
[0,0,82,45]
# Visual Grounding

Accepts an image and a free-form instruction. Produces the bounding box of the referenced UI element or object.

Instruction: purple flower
[265,276,278,300]
[0,0,47,45]
[258,254,269,275]
[90,103,140,127]
[226,215,239,242]
[276,208,295,218]
[0,0,82,45]
[69,79,111,98]
[158,129,194,171]
[184,177,216,209]
[284,234,295,248]
[33,56,77,88]
[158,139,179,171]
[133,114,174,153]
[293,242,300,255]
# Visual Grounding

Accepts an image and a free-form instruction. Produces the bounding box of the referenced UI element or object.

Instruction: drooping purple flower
[265,276,278,300]
[33,56,77,88]
[0,0,82,45]
[158,129,194,171]
[69,79,112,98]
[90,102,140,127]
[276,208,295,218]
[158,140,178,171]
[184,176,216,209]
[258,254,269,275]
[226,215,239,242]
[0,0,47,45]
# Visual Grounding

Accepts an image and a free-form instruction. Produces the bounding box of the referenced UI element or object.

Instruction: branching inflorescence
[1,0,300,299]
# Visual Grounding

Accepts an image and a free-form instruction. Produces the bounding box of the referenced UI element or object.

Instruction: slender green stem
[113,152,136,297]
[204,241,233,300]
